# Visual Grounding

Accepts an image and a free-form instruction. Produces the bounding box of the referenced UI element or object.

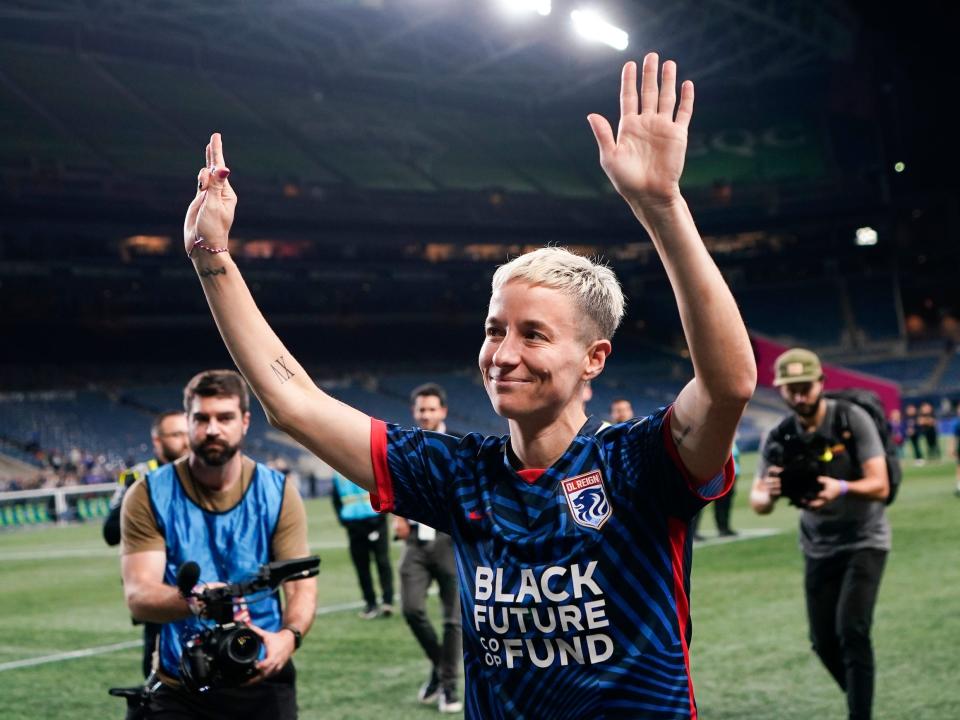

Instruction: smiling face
[479,280,609,422]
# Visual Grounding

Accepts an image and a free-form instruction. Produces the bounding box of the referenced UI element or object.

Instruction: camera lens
[225,627,261,664]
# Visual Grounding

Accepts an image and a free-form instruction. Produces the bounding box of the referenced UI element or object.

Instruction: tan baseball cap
[773,348,823,386]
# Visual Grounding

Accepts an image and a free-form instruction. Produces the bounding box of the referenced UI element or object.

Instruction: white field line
[0,530,780,672]
[0,541,352,562]
[0,640,143,672]
[692,527,781,546]
[0,593,421,673]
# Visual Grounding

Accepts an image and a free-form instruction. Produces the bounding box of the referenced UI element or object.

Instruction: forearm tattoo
[198,266,226,279]
[673,424,693,448]
[270,355,295,384]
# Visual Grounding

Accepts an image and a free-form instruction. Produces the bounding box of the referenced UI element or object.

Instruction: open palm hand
[588,54,693,223]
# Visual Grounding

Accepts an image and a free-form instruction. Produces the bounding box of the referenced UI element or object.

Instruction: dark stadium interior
[3,5,960,720]
[1,0,959,482]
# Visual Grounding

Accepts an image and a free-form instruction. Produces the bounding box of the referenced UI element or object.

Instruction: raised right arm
[185,134,374,490]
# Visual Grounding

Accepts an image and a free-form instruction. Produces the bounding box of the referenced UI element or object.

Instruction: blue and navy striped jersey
[371,405,733,720]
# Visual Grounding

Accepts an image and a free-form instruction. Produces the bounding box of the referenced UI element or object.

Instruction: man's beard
[159,443,186,464]
[789,394,822,420]
[191,438,241,466]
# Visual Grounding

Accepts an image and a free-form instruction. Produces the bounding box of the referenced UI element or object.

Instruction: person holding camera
[750,348,890,720]
[120,370,317,719]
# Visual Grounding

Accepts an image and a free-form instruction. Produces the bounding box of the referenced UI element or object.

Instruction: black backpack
[824,389,902,505]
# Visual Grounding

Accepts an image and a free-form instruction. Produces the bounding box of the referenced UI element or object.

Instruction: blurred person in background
[331,469,395,620]
[608,397,634,423]
[887,408,904,458]
[904,403,923,465]
[393,383,463,713]
[104,410,189,679]
[104,411,188,547]
[917,401,940,462]
[953,405,960,496]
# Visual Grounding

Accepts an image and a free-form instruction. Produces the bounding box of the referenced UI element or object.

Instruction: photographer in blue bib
[120,370,316,719]
[750,348,894,720]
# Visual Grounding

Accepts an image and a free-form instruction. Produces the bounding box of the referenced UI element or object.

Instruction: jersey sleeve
[368,418,462,534]
[627,405,735,521]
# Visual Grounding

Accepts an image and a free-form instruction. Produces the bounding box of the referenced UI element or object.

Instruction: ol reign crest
[561,471,612,530]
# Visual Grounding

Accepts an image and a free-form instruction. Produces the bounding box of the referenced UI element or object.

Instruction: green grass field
[1,454,958,719]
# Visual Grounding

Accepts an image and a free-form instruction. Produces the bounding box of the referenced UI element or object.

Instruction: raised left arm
[588,54,756,484]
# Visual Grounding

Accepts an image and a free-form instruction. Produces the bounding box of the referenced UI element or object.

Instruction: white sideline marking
[5,528,769,672]
[0,593,419,673]
[692,527,781,546]
[0,640,142,672]
[0,541,353,563]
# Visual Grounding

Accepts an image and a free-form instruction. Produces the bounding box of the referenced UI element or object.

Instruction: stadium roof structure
[0,0,858,105]
[1,0,952,242]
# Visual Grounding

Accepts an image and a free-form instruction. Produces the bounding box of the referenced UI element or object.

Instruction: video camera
[176,555,320,692]
[765,433,830,507]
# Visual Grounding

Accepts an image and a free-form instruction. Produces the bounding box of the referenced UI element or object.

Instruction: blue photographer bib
[148,460,286,679]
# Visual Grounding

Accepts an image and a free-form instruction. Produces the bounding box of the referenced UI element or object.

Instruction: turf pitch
[0,453,957,718]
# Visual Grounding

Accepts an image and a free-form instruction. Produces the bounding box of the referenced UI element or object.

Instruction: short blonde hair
[491,246,625,340]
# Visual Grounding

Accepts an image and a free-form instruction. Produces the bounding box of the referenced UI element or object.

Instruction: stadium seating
[737,280,846,347]
[848,274,901,341]
[845,354,941,389]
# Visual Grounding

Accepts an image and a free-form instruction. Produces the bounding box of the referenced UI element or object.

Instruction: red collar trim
[516,468,546,484]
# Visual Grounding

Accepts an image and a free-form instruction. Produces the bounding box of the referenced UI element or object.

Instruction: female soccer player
[184,53,755,719]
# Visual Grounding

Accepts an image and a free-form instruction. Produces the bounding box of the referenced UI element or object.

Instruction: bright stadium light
[571,9,629,51]
[855,226,878,246]
[496,0,551,17]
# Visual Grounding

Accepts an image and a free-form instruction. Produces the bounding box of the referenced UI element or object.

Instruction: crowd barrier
[0,482,115,528]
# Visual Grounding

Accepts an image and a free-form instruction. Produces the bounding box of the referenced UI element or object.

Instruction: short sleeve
[120,479,165,555]
[627,405,735,521]
[846,404,885,465]
[368,418,462,534]
[272,478,310,561]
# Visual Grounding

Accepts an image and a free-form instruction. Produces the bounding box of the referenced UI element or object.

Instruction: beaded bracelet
[188,237,230,258]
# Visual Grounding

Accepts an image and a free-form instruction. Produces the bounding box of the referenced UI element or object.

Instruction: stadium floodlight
[496,0,551,17]
[571,9,629,51]
[855,227,878,246]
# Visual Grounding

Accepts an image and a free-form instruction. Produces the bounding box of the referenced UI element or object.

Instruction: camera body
[767,433,830,506]
[176,556,320,693]
[180,621,261,691]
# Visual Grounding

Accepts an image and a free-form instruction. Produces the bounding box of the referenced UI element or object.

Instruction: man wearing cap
[750,348,890,720]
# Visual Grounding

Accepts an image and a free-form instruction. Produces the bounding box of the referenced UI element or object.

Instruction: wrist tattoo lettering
[270,355,295,384]
[198,266,227,279]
